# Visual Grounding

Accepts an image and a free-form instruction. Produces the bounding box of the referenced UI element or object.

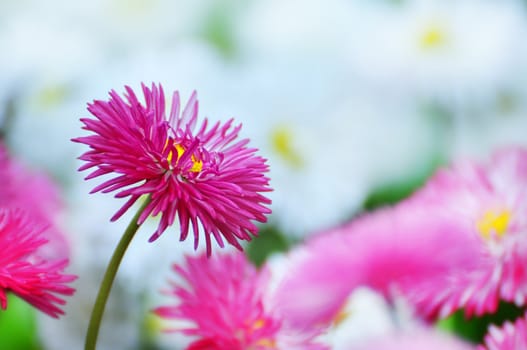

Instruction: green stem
[85,196,151,350]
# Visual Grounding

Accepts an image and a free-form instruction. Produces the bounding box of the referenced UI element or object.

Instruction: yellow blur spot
[143,312,164,339]
[419,25,446,49]
[247,319,277,349]
[271,126,303,168]
[253,318,265,329]
[477,210,511,240]
[35,85,69,109]
[332,308,350,327]
[254,338,277,348]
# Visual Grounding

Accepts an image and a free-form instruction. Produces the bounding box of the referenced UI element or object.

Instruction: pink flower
[0,143,68,260]
[73,83,272,254]
[480,312,527,350]
[0,209,76,318]
[154,252,326,350]
[272,203,481,330]
[405,147,527,317]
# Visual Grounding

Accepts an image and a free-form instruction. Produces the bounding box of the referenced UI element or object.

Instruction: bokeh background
[1,0,527,348]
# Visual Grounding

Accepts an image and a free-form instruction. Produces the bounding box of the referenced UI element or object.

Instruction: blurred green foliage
[438,302,526,344]
[246,225,291,267]
[200,3,240,59]
[0,295,41,350]
[362,155,444,211]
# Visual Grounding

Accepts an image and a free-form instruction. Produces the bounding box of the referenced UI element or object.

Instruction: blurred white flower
[216,57,367,236]
[319,287,401,349]
[449,100,527,159]
[227,59,440,236]
[346,0,527,103]
[237,0,355,60]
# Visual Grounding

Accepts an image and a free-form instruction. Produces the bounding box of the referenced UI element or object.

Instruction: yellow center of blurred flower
[35,84,69,109]
[477,210,511,240]
[245,319,277,349]
[332,308,350,327]
[166,143,203,172]
[419,25,446,50]
[254,339,277,348]
[270,126,303,168]
[253,318,265,329]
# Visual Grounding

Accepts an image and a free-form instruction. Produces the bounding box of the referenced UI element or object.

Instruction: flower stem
[85,196,151,350]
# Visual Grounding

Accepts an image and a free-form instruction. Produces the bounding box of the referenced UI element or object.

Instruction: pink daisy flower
[0,208,76,318]
[271,203,480,330]
[73,83,272,254]
[0,143,68,260]
[405,147,527,317]
[154,252,326,350]
[479,312,527,350]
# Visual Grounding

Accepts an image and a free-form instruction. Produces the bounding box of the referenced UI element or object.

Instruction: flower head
[272,202,480,330]
[73,83,272,254]
[154,252,326,350]
[406,147,527,317]
[0,209,76,318]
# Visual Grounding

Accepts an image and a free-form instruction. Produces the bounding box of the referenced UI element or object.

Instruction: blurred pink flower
[0,143,68,260]
[271,203,480,330]
[0,209,76,318]
[480,312,527,350]
[354,329,475,350]
[73,83,272,254]
[154,252,326,350]
[406,147,527,317]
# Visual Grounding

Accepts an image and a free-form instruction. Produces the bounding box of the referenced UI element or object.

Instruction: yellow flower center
[270,126,303,168]
[419,25,446,50]
[166,143,203,173]
[476,210,511,240]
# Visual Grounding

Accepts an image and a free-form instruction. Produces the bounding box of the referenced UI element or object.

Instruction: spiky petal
[0,209,76,318]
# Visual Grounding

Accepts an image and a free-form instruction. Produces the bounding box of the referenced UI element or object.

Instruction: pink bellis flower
[72,83,272,254]
[0,208,76,318]
[404,146,527,318]
[272,202,481,330]
[0,142,69,260]
[154,252,327,350]
[479,312,527,350]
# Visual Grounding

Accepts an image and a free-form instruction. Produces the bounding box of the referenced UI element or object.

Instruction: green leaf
[436,302,526,344]
[246,226,290,267]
